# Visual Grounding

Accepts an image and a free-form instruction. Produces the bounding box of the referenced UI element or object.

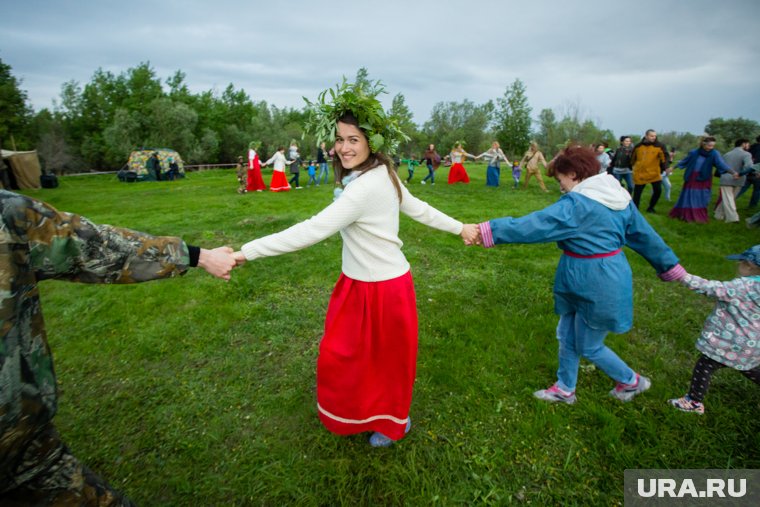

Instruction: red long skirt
[448,163,470,184]
[269,170,291,192]
[246,168,267,191]
[317,271,418,441]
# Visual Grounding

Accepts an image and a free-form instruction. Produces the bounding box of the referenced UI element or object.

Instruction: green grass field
[20,165,759,505]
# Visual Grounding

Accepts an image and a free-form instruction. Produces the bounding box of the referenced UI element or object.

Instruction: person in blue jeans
[421,144,440,185]
[317,142,330,185]
[474,146,682,404]
[736,164,760,208]
[610,136,634,192]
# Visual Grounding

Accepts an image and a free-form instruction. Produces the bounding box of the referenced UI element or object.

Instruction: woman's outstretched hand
[460,224,481,246]
[232,251,247,266]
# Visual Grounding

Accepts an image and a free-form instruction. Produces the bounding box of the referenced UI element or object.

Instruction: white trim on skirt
[317,403,409,425]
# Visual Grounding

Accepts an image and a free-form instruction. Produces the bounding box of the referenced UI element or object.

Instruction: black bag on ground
[40,172,59,188]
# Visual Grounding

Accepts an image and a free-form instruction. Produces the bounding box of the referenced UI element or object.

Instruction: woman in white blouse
[233,86,478,447]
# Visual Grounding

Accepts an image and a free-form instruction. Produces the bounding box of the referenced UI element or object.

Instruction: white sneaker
[296,187,303,189]
[421,181,426,185]
[610,373,651,402]
[533,383,576,404]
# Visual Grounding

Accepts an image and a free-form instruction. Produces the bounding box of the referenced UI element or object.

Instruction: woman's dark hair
[619,135,631,143]
[334,112,403,201]
[701,136,717,146]
[547,145,599,182]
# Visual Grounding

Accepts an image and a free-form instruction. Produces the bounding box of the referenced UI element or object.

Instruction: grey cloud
[1,0,758,136]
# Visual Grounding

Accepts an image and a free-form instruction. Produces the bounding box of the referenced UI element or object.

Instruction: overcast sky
[2,0,759,137]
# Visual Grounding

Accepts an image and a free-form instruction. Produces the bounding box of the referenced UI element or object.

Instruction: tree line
[2,60,759,173]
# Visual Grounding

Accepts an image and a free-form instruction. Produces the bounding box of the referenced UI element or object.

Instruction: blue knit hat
[726,244,760,267]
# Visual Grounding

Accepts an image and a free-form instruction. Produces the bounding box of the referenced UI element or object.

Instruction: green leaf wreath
[303,78,410,154]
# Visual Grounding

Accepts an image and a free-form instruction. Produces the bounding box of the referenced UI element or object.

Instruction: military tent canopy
[125,149,185,181]
[1,149,42,189]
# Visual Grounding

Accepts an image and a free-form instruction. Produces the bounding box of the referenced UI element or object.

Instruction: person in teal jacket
[401,156,420,184]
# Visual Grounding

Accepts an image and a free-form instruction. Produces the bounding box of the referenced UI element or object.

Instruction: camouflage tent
[125,148,186,181]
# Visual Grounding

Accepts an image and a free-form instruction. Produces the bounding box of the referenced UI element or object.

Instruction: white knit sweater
[264,151,289,172]
[241,166,463,281]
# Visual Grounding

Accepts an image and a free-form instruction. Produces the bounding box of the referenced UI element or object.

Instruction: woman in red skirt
[448,142,475,184]
[246,141,267,192]
[262,146,293,192]
[233,81,479,446]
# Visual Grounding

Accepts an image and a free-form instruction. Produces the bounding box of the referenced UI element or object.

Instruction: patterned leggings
[688,354,760,402]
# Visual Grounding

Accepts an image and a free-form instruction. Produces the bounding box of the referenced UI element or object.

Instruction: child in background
[236,156,247,194]
[666,245,760,414]
[306,160,318,187]
[287,141,303,189]
[511,160,522,189]
[402,156,420,184]
[288,140,300,164]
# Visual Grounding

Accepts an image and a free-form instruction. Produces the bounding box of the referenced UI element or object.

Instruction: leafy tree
[387,93,419,156]
[56,69,123,167]
[534,101,614,157]
[187,128,220,164]
[166,70,192,104]
[144,98,198,157]
[122,62,163,114]
[0,58,33,149]
[422,99,493,155]
[494,79,532,157]
[102,108,142,164]
[534,108,557,153]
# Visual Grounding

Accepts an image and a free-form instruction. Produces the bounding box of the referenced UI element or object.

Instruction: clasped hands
[197,247,248,280]
[460,224,482,246]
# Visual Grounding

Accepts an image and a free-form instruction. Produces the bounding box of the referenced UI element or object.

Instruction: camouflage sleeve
[2,192,190,284]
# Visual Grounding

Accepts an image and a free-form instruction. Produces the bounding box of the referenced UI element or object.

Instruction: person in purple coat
[475,146,682,404]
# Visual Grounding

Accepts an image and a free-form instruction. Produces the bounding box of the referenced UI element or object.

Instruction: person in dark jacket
[610,136,634,192]
[145,152,161,181]
[737,135,760,208]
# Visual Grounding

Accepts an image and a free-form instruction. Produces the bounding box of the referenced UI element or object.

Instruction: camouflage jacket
[0,190,190,464]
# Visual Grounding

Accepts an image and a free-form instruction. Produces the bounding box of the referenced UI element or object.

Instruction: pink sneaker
[610,373,651,402]
[533,383,576,404]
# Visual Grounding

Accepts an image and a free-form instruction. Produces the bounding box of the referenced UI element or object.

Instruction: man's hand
[198,247,237,281]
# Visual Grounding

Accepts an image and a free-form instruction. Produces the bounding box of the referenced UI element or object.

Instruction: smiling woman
[230,80,480,447]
